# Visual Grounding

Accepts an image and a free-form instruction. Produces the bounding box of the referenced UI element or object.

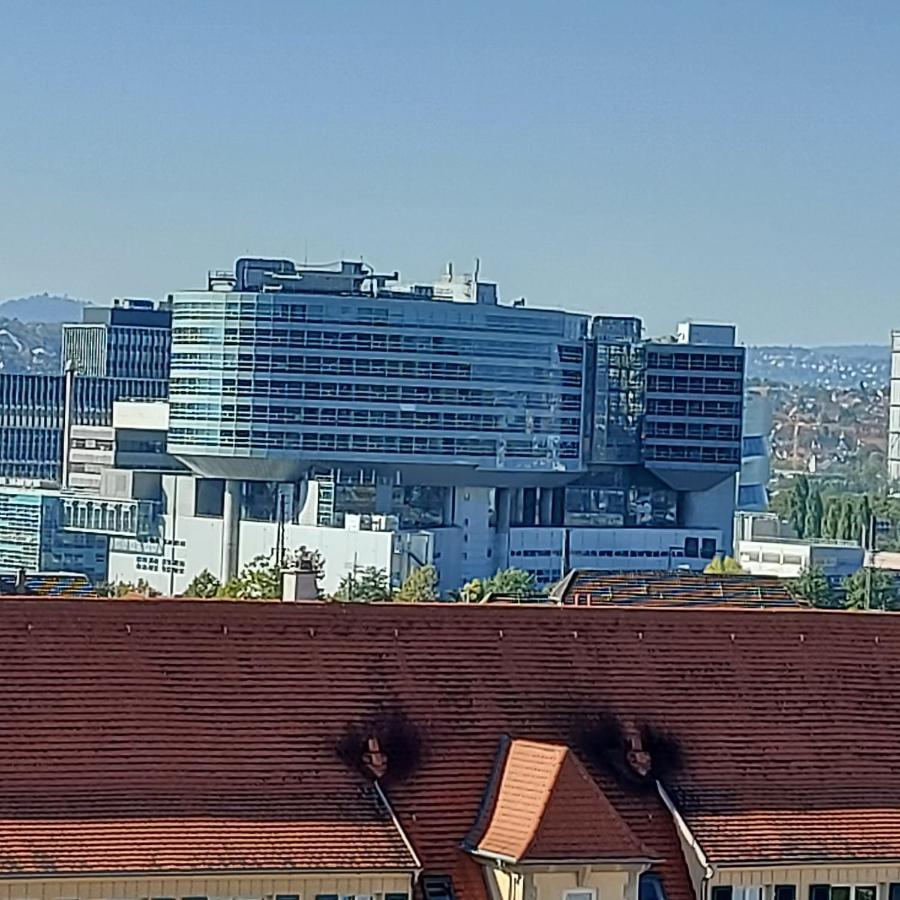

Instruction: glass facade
[168,290,587,473]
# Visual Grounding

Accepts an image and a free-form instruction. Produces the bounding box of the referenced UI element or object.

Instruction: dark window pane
[775,887,796,900]
[712,889,733,900]
[831,888,851,900]
[890,886,900,900]
[639,875,666,900]
[810,886,830,900]
[855,888,876,900]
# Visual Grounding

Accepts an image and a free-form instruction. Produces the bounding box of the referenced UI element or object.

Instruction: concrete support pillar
[539,488,554,526]
[222,479,242,581]
[375,479,394,514]
[552,487,566,526]
[496,488,512,533]
[442,486,455,525]
[522,487,537,527]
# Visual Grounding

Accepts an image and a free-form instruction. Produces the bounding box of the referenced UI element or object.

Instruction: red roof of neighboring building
[474,739,654,863]
[550,569,801,608]
[1,600,900,899]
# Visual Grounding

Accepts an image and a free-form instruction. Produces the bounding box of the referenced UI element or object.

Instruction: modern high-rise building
[1,255,746,593]
[157,257,745,590]
[62,298,172,379]
[0,372,167,484]
[737,390,772,511]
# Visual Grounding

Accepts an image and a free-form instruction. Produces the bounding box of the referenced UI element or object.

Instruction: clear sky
[1,0,899,345]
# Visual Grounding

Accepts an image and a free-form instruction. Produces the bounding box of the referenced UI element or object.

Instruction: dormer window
[564,890,596,900]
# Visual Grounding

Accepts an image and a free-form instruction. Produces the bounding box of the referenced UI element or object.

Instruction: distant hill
[0,294,89,324]
[0,319,62,374]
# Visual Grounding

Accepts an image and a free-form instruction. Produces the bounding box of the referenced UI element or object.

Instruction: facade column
[495,488,512,533]
[539,488,554,526]
[375,479,394,515]
[222,479,242,581]
[522,487,537,526]
[552,487,567,526]
[442,486,455,525]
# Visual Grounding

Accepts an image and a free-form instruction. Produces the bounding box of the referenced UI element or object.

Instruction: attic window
[639,874,666,900]
[564,890,596,900]
[775,887,796,900]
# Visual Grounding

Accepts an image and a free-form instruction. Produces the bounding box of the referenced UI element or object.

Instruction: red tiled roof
[2,600,900,899]
[0,817,412,874]
[551,569,801,608]
[474,739,654,862]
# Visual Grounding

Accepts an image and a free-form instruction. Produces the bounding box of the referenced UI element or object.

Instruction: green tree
[857,495,873,547]
[101,578,160,598]
[335,566,391,602]
[805,488,824,539]
[459,578,488,603]
[395,564,438,603]
[457,568,536,602]
[789,476,810,537]
[789,566,837,608]
[183,569,221,598]
[842,567,899,611]
[768,488,792,523]
[838,498,855,542]
[703,554,745,575]
[822,497,842,540]
[485,568,536,595]
[218,547,325,600]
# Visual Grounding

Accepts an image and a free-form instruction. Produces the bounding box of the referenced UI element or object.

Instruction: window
[712,889,732,900]
[774,887,796,900]
[275,895,300,900]
[563,891,595,900]
[810,887,874,900]
[385,894,409,900]
[890,887,900,900]
[639,874,666,900]
[315,895,338,900]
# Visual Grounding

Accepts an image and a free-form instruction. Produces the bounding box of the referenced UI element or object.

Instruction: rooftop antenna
[473,257,481,300]
[447,261,453,279]
[304,238,309,265]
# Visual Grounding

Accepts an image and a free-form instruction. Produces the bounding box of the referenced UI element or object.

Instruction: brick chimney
[362,736,388,779]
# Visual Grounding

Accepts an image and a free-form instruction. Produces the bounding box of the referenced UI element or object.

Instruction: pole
[168,476,178,596]
[61,363,75,488]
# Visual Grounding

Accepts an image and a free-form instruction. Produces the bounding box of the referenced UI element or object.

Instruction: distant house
[0,600,898,900]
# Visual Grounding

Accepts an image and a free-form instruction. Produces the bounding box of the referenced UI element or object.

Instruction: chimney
[362,736,388,779]
[624,725,652,777]
[281,555,319,602]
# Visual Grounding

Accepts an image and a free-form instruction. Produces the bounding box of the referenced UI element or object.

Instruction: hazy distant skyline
[2,0,900,344]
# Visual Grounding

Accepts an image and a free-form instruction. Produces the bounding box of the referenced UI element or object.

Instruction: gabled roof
[3,600,900,900]
[473,739,654,863]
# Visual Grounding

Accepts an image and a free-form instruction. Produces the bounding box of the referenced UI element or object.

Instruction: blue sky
[1,0,899,344]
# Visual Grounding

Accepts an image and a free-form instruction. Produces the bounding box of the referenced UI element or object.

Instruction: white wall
[108,512,395,595]
[508,526,724,586]
[737,538,863,578]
